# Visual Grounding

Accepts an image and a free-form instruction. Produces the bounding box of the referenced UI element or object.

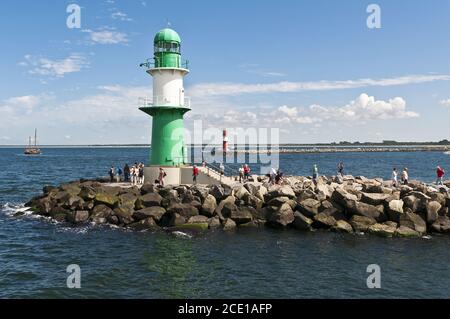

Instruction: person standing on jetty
[337,162,344,176]
[275,169,283,185]
[219,163,225,178]
[124,164,130,182]
[130,165,136,185]
[436,166,445,185]
[401,167,409,185]
[243,164,251,181]
[239,165,244,183]
[116,166,123,182]
[192,165,199,184]
[312,164,319,185]
[269,167,277,185]
[138,163,145,185]
[158,167,166,186]
[391,168,398,187]
[109,165,115,183]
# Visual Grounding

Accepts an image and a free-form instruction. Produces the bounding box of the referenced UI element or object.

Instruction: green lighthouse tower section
[153,28,184,68]
[140,106,189,166]
[139,27,190,167]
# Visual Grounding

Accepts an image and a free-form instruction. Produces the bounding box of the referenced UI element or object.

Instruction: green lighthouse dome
[154,28,181,43]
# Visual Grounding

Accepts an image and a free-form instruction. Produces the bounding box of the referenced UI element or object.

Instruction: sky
[0,0,450,145]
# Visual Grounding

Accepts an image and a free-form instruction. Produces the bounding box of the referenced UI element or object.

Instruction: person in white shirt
[391,168,398,187]
[401,167,409,185]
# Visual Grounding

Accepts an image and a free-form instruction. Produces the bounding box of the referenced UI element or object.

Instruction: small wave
[1,203,32,217]
[170,231,193,239]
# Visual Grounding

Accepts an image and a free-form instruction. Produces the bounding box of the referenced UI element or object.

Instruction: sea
[0,147,449,298]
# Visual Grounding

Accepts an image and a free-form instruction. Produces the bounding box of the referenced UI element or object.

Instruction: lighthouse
[139,27,190,184]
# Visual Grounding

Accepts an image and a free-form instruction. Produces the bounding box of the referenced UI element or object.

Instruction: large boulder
[242,193,264,211]
[166,203,199,218]
[331,188,358,208]
[350,215,377,232]
[94,193,119,207]
[79,185,97,201]
[361,193,392,206]
[233,185,250,200]
[209,184,225,201]
[117,193,137,210]
[426,201,441,224]
[321,207,346,221]
[431,216,450,233]
[367,223,396,237]
[313,212,337,228]
[395,226,421,238]
[387,200,404,222]
[429,192,446,206]
[266,203,295,227]
[66,210,89,224]
[399,212,427,234]
[60,183,81,196]
[265,185,296,201]
[90,204,113,223]
[135,193,163,209]
[403,194,427,213]
[208,217,221,229]
[332,220,353,233]
[230,207,254,225]
[129,217,159,231]
[169,213,186,226]
[191,185,210,202]
[292,211,313,231]
[348,201,385,222]
[222,218,237,231]
[187,215,209,224]
[113,207,135,225]
[215,195,236,218]
[297,198,321,218]
[201,194,217,217]
[132,206,166,222]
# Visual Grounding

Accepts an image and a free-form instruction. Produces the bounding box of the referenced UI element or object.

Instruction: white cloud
[189,74,450,97]
[308,93,419,121]
[440,99,450,107]
[83,29,128,44]
[21,54,89,78]
[278,105,298,118]
[111,11,133,21]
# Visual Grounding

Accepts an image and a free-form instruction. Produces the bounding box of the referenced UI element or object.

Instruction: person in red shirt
[436,166,445,185]
[192,165,199,184]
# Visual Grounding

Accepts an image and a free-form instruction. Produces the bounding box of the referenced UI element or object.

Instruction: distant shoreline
[1,144,450,154]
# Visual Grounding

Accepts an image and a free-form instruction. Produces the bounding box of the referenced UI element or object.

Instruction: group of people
[108,163,145,185]
[391,166,446,187]
[238,164,251,183]
[268,167,284,185]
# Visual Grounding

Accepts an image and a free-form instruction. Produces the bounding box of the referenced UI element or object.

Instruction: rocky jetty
[25,175,450,237]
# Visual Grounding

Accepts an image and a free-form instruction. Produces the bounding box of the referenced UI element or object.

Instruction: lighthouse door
[179,88,185,107]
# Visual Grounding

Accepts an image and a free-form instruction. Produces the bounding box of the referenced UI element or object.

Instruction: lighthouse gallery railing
[138,96,191,108]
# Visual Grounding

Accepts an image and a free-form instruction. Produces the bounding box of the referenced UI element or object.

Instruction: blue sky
[1,0,450,144]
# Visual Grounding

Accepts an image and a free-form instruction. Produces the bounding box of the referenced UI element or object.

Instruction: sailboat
[24,129,42,155]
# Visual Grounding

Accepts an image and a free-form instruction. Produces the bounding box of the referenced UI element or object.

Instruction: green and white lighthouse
[139,28,190,170]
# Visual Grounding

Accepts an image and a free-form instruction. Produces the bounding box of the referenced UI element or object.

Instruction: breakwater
[24,175,450,237]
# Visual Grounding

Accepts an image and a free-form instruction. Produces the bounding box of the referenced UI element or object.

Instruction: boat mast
[34,128,37,147]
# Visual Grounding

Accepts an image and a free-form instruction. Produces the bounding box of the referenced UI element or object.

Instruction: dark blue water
[1,147,449,298]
